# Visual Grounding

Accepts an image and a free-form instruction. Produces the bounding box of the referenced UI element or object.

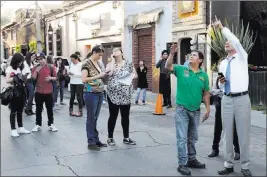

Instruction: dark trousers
[84,92,103,145]
[25,82,34,111]
[35,92,54,126]
[9,96,26,130]
[163,93,171,106]
[213,104,240,153]
[54,80,65,103]
[107,96,131,139]
[69,84,84,110]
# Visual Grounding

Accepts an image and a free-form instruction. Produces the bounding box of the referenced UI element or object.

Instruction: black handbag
[0,87,14,106]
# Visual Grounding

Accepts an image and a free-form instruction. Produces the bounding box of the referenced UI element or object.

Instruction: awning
[126,8,163,29]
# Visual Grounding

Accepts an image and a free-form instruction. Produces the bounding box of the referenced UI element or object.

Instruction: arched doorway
[180,38,191,65]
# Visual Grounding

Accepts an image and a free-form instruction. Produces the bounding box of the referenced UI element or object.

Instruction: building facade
[44,1,124,67]
[124,1,173,92]
[1,22,17,58]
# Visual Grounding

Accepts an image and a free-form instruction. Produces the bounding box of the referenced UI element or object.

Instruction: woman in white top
[5,53,31,137]
[23,52,35,115]
[68,54,83,117]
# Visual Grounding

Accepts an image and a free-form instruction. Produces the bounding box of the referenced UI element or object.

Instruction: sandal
[69,109,76,116]
[76,111,83,117]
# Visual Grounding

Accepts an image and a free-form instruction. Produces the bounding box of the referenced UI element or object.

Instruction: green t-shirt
[172,65,209,111]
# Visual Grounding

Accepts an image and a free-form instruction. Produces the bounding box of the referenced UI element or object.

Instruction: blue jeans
[54,80,65,104]
[25,82,34,111]
[84,92,103,145]
[175,105,200,165]
[135,88,147,102]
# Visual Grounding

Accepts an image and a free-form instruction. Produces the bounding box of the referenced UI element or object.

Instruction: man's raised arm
[165,44,178,71]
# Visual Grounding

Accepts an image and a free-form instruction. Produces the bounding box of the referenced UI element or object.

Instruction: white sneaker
[32,125,42,132]
[48,124,58,132]
[103,100,106,104]
[11,130,19,137]
[17,127,31,134]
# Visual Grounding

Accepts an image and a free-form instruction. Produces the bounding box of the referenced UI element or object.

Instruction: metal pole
[35,0,42,53]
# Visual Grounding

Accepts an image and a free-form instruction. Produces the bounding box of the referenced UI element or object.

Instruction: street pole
[35,0,42,53]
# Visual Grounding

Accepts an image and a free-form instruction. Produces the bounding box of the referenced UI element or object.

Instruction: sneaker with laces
[17,127,31,134]
[48,124,58,132]
[11,130,19,137]
[32,125,42,132]
[107,138,116,146]
[123,138,136,145]
[187,159,205,168]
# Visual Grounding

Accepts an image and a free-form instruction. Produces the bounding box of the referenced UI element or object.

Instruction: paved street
[1,77,266,176]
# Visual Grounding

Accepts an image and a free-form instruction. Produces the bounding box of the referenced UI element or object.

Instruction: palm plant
[207,17,257,63]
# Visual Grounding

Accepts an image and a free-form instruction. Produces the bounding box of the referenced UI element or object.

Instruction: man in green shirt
[165,44,210,175]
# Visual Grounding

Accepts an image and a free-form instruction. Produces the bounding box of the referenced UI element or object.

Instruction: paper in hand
[117,73,135,85]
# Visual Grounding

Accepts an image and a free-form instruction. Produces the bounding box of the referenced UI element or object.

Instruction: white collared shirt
[219,27,249,93]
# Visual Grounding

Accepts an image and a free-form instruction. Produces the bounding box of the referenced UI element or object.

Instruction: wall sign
[80,15,101,30]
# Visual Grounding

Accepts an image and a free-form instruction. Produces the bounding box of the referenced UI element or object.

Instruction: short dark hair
[92,45,104,54]
[10,53,24,70]
[161,50,169,56]
[70,54,78,59]
[191,50,204,68]
[75,51,80,56]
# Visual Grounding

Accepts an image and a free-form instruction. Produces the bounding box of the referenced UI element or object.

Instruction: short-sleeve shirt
[172,65,210,111]
[81,59,104,93]
[107,60,133,105]
[5,66,22,87]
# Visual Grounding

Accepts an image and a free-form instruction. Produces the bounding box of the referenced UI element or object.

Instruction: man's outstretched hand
[213,16,223,29]
[170,43,178,55]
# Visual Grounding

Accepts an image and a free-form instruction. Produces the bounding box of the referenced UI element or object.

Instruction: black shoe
[29,110,35,115]
[135,101,138,105]
[25,110,34,115]
[162,104,167,107]
[167,104,172,108]
[177,165,191,175]
[187,159,205,169]
[208,150,219,157]
[234,153,240,160]
[87,144,100,151]
[218,167,234,175]
[96,141,107,147]
[123,138,136,145]
[241,169,252,177]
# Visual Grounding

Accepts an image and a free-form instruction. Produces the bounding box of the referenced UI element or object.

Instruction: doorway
[180,38,191,65]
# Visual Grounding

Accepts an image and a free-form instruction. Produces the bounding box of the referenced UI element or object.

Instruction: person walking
[81,45,107,151]
[106,48,138,146]
[5,53,31,137]
[156,50,172,108]
[165,44,210,175]
[135,60,148,105]
[213,19,252,177]
[23,52,35,115]
[68,54,83,117]
[31,53,58,132]
[208,76,240,160]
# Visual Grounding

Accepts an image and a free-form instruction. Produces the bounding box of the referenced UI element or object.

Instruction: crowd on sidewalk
[1,19,253,176]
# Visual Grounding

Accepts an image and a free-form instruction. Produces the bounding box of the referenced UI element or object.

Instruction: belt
[224,91,248,97]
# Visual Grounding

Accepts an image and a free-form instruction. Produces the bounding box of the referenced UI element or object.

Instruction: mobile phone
[218,72,224,78]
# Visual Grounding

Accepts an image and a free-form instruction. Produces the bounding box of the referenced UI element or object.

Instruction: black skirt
[159,73,171,95]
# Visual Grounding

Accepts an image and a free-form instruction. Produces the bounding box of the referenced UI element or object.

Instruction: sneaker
[107,138,116,146]
[187,159,205,169]
[48,124,58,132]
[177,165,191,175]
[88,144,100,151]
[241,169,252,177]
[32,125,42,132]
[17,127,31,134]
[96,141,108,147]
[135,101,139,105]
[60,102,66,105]
[11,130,19,137]
[142,101,146,105]
[123,138,136,145]
[103,100,106,104]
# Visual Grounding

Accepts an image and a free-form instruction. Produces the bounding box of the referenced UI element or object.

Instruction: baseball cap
[35,52,46,59]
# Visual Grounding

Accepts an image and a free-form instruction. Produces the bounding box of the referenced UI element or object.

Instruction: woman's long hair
[10,53,24,70]
[25,52,34,67]
[55,58,65,71]
[47,56,54,64]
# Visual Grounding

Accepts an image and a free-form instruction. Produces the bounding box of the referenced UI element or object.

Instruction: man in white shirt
[214,20,252,177]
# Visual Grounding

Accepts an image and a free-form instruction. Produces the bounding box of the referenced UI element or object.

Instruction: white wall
[124,1,173,62]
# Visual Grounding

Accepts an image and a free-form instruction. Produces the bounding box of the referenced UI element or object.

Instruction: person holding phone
[214,19,252,177]
[165,44,210,175]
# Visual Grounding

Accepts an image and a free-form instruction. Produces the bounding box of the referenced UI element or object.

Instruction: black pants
[9,96,26,130]
[163,93,171,106]
[107,96,130,139]
[35,92,54,126]
[69,84,84,111]
[213,104,240,153]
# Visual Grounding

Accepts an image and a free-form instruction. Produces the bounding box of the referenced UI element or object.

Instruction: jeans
[25,82,34,111]
[52,81,57,107]
[9,95,26,130]
[54,80,65,103]
[135,88,147,102]
[35,92,54,126]
[69,84,84,111]
[175,105,200,165]
[107,96,131,138]
[84,92,103,145]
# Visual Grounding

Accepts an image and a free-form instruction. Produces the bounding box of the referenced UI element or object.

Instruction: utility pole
[35,0,42,53]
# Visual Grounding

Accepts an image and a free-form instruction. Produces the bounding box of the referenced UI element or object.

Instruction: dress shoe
[177,165,191,175]
[218,167,234,175]
[87,144,100,151]
[234,153,240,160]
[96,141,107,147]
[208,150,219,157]
[187,159,205,169]
[241,169,252,177]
